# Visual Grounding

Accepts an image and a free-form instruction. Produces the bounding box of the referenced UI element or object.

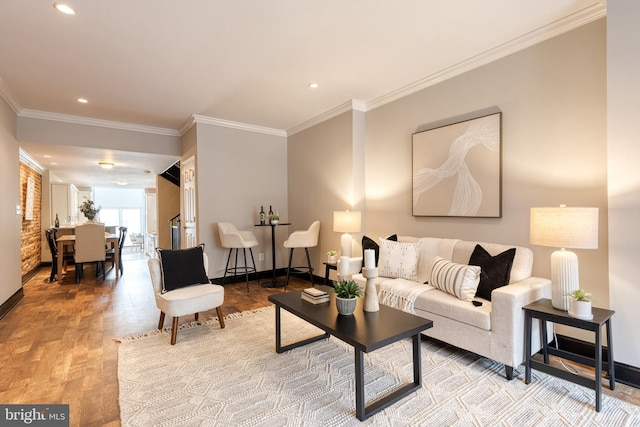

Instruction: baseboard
[0,287,24,321]
[22,263,48,285]
[556,334,640,390]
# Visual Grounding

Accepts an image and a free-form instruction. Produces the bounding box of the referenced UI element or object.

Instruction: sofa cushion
[430,257,481,301]
[362,234,397,267]
[469,244,516,301]
[451,240,533,283]
[378,238,420,281]
[414,289,491,331]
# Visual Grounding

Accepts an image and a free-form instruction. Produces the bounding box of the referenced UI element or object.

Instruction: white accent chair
[284,220,320,290]
[148,253,225,345]
[74,222,106,283]
[217,222,259,291]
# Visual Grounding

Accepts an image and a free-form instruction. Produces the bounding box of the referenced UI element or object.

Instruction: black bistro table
[268,288,433,421]
[255,222,291,288]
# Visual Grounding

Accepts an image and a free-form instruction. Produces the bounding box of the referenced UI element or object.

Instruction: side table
[323,262,337,286]
[523,298,615,412]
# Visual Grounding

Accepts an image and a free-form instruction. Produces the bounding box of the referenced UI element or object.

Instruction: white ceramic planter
[568,299,593,320]
[328,255,337,264]
[335,296,356,316]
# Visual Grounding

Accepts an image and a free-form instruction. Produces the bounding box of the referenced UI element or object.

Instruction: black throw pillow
[469,244,516,301]
[361,234,398,267]
[157,244,210,293]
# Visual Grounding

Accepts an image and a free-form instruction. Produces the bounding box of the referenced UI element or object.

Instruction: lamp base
[550,249,579,311]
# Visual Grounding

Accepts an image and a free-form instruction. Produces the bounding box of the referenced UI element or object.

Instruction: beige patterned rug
[117,307,639,426]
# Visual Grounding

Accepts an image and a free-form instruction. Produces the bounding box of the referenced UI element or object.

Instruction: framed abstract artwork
[412,112,502,217]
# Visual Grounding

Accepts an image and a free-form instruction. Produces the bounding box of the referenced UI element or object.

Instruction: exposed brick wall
[20,163,42,277]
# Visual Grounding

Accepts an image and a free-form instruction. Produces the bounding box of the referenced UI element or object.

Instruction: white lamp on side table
[333,210,361,258]
[529,205,598,310]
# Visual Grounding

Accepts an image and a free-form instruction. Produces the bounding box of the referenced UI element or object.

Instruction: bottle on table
[54,213,60,228]
[259,206,265,225]
[268,205,273,218]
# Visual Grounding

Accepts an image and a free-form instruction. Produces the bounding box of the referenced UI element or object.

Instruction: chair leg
[75,263,83,283]
[242,248,250,292]
[285,248,294,292]
[216,306,225,329]
[194,312,199,321]
[158,312,166,329]
[249,248,258,284]
[170,317,179,345]
[222,249,233,285]
[305,248,314,286]
[50,254,58,282]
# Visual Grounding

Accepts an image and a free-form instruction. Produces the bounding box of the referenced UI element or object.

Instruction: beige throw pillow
[429,256,481,301]
[377,238,421,281]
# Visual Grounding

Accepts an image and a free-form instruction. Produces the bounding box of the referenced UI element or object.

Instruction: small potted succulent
[333,279,362,315]
[566,289,593,320]
[269,213,279,225]
[327,250,337,264]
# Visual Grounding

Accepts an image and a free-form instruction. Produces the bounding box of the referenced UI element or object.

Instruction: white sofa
[350,236,552,379]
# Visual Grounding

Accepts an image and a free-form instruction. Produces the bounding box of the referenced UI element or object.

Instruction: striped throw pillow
[430,256,481,301]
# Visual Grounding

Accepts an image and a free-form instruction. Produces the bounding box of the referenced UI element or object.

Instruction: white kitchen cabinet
[51,183,79,226]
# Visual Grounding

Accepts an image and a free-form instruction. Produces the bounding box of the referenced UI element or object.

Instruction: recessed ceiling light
[77,98,88,103]
[98,162,114,169]
[53,3,76,15]
[116,181,128,186]
[308,82,319,89]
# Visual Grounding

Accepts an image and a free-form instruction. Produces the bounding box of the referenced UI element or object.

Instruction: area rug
[118,307,640,426]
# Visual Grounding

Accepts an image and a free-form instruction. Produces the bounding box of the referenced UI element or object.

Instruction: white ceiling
[1,1,606,188]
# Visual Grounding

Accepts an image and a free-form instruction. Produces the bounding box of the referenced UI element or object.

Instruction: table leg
[275,305,282,353]
[57,242,64,282]
[355,348,365,421]
[595,326,603,412]
[606,319,615,390]
[525,310,532,384]
[541,318,549,364]
[261,224,286,288]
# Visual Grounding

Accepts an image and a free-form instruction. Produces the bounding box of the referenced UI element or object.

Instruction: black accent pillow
[469,244,516,301]
[361,234,397,267]
[157,244,210,293]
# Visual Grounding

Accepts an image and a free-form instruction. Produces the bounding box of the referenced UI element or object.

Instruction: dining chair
[148,249,225,345]
[74,222,106,283]
[284,220,320,291]
[106,226,127,275]
[217,222,258,291]
[45,228,74,282]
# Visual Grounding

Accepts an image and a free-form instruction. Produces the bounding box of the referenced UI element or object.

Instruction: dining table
[56,233,120,281]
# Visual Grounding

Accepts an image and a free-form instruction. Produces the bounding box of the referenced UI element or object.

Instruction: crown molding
[19,147,46,174]
[187,114,287,138]
[287,100,367,136]
[0,78,21,115]
[18,109,180,137]
[366,3,607,112]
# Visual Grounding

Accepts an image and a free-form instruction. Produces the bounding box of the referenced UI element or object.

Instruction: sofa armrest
[490,277,552,365]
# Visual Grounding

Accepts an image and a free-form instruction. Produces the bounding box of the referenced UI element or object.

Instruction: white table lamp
[333,210,361,258]
[530,205,598,310]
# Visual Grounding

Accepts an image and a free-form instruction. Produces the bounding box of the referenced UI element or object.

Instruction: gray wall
[193,122,288,278]
[0,96,22,306]
[607,3,640,367]
[290,20,608,343]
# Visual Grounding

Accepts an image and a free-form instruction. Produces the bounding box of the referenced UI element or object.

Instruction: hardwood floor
[0,255,638,426]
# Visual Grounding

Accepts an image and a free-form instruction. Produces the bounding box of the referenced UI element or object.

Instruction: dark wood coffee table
[268,288,433,421]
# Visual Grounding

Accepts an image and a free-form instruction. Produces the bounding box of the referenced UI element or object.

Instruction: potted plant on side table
[333,279,362,316]
[327,250,337,263]
[567,289,593,320]
[269,214,279,225]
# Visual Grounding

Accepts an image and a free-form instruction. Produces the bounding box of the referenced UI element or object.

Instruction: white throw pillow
[429,256,481,301]
[377,238,421,281]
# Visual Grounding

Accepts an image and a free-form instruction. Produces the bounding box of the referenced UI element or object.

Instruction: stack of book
[301,288,329,304]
